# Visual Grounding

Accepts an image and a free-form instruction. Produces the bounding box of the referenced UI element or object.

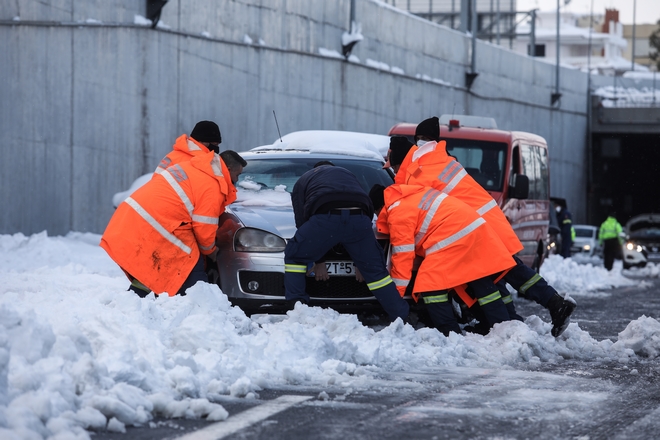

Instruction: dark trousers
[284,211,409,321]
[129,253,207,297]
[603,238,620,271]
[504,256,556,307]
[560,230,572,258]
[467,276,510,326]
[420,290,460,336]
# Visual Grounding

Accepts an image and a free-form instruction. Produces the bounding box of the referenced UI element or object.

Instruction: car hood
[626,214,660,230]
[227,204,297,239]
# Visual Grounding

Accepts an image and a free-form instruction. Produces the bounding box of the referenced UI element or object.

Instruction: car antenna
[273,110,283,142]
[448,102,456,132]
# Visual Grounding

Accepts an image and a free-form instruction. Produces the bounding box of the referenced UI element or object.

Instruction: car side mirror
[509,174,529,199]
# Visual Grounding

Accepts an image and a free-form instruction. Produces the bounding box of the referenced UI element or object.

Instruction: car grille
[238,272,285,295]
[238,271,375,299]
[237,239,390,300]
[305,277,373,299]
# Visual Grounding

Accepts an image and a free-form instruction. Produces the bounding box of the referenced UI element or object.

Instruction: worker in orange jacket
[396,117,576,337]
[372,183,515,335]
[101,150,246,296]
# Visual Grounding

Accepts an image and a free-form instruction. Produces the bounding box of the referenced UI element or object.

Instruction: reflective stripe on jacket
[598,216,623,243]
[101,152,235,295]
[155,135,211,174]
[376,184,515,300]
[395,141,524,256]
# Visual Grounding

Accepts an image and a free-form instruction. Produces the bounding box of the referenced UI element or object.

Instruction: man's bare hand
[313,262,330,281]
[207,248,219,262]
[355,266,364,282]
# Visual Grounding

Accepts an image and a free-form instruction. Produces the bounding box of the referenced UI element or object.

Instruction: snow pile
[593,85,660,108]
[624,262,660,278]
[254,130,389,160]
[540,254,635,294]
[341,21,363,47]
[235,181,292,206]
[319,48,344,59]
[0,232,656,438]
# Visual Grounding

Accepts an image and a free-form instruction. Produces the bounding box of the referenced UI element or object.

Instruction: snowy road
[2,232,659,439]
[94,276,660,440]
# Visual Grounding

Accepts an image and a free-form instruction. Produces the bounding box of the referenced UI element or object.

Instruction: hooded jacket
[101,152,236,295]
[395,141,523,256]
[377,184,515,300]
[155,134,212,174]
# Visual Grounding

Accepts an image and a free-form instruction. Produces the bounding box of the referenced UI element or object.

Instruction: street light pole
[552,0,562,105]
[631,0,637,71]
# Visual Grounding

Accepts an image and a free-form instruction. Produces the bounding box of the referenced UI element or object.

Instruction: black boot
[547,294,576,337]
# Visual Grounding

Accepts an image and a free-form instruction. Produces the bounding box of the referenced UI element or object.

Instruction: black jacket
[291,165,374,228]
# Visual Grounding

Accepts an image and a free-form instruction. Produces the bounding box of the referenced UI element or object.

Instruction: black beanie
[415,116,440,142]
[190,121,222,143]
[389,136,414,167]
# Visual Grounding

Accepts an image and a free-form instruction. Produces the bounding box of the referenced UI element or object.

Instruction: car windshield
[234,158,394,206]
[445,139,507,192]
[574,228,595,238]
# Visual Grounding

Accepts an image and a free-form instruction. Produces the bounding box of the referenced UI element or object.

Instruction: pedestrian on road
[556,199,573,258]
[284,162,411,323]
[599,211,624,271]
[101,150,246,297]
[394,116,576,337]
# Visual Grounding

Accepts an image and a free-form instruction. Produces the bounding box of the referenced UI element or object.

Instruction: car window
[236,157,393,200]
[574,228,595,238]
[445,139,507,192]
[520,144,549,200]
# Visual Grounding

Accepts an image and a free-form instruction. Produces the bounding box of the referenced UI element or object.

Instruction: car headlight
[583,244,591,251]
[626,242,643,253]
[235,228,286,252]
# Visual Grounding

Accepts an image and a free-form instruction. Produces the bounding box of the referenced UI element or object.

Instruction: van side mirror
[509,174,529,199]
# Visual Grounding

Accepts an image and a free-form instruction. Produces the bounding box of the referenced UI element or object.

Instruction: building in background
[511,9,650,76]
[383,0,520,47]
[623,23,658,71]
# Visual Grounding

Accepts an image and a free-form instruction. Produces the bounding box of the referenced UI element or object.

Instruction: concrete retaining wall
[1,0,591,234]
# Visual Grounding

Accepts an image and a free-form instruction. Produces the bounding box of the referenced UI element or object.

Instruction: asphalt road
[93,272,660,440]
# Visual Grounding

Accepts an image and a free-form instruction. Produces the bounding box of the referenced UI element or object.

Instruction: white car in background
[622,214,660,269]
[570,225,601,257]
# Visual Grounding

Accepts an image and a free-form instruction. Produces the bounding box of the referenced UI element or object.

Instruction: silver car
[207,132,396,315]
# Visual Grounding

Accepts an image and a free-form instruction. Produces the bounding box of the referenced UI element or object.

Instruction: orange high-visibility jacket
[155,134,211,174]
[101,152,236,295]
[395,141,523,256]
[377,184,515,300]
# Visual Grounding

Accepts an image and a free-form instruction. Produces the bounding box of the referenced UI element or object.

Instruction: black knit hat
[190,121,222,143]
[389,136,414,167]
[415,116,440,142]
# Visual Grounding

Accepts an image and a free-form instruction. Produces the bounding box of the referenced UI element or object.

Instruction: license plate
[325,261,356,276]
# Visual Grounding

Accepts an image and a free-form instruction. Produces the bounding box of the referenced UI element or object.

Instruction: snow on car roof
[250,130,390,161]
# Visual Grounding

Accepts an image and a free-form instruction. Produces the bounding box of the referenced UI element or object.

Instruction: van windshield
[446,139,507,192]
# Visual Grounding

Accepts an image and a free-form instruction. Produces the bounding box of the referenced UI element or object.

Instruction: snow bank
[0,232,655,438]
